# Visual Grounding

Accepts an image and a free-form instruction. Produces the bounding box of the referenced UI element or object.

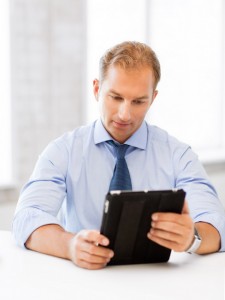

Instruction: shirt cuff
[12,208,62,248]
[193,213,225,252]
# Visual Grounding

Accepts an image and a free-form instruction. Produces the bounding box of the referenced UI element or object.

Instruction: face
[93,65,158,143]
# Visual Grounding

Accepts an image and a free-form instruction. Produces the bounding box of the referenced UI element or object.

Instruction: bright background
[0,0,225,229]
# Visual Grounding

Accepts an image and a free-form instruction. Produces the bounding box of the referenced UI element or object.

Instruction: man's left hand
[147,200,194,252]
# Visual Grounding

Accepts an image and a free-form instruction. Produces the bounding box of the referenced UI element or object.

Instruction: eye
[110,95,123,101]
[133,99,144,105]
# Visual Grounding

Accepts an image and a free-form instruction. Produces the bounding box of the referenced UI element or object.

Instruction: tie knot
[108,140,129,159]
[116,144,129,159]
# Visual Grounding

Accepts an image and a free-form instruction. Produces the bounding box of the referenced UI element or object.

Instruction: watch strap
[186,227,202,253]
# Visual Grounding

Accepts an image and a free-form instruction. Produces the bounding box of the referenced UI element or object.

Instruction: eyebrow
[109,89,149,100]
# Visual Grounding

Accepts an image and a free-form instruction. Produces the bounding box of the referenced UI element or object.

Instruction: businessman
[13,41,225,269]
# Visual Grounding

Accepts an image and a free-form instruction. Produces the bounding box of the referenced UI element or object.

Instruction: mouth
[113,121,131,129]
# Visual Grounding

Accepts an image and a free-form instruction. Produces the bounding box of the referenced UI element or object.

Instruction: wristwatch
[186,227,202,253]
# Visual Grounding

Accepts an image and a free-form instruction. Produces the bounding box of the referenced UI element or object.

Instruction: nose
[118,101,131,122]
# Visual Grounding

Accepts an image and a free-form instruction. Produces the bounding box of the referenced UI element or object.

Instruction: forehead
[101,65,156,91]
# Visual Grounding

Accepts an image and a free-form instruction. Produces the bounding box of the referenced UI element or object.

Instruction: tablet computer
[100,189,185,265]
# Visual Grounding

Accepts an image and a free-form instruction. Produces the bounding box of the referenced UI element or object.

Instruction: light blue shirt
[13,119,225,250]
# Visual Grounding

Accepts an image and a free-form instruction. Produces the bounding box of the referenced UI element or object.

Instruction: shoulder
[145,123,199,171]
[55,121,95,147]
[146,123,190,151]
[41,121,96,158]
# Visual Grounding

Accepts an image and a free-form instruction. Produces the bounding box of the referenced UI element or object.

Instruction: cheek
[101,98,114,114]
[135,107,150,122]
[98,98,110,120]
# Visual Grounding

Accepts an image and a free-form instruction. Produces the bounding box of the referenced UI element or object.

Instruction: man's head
[93,41,160,143]
[99,41,161,90]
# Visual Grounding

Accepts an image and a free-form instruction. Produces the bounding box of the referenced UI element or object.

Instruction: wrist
[185,227,202,254]
[62,231,76,260]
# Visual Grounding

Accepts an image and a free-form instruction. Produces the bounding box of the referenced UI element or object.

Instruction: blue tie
[108,141,132,191]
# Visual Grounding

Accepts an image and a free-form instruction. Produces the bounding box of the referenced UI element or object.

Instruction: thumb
[182,200,190,214]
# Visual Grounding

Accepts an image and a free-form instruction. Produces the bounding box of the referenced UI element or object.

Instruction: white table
[0,230,224,300]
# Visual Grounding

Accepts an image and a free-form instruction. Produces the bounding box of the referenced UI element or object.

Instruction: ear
[151,90,158,104]
[93,79,100,101]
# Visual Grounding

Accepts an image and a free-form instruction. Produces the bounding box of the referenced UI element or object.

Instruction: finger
[152,210,192,226]
[150,216,194,242]
[76,241,113,269]
[152,200,190,223]
[148,224,190,252]
[69,231,112,268]
[152,213,186,226]
[80,230,109,246]
[151,220,184,235]
[148,226,193,252]
[77,260,107,270]
[79,250,111,264]
[148,233,184,252]
[70,240,113,269]
[81,241,114,259]
[149,227,180,244]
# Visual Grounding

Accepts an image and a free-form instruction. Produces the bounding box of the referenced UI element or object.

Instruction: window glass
[147,0,225,162]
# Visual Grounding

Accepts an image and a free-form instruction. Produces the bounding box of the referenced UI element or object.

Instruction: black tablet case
[100,189,185,265]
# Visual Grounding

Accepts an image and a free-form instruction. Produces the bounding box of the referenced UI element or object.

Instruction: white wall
[205,163,225,205]
[0,0,86,202]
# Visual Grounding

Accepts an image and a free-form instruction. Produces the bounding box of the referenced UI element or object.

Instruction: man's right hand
[68,230,114,270]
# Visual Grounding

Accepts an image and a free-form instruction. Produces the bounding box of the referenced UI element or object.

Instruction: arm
[148,200,220,254]
[195,222,220,254]
[25,224,114,270]
[163,144,224,253]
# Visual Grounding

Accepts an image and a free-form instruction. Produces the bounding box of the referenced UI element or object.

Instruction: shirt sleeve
[12,139,68,248]
[174,146,225,251]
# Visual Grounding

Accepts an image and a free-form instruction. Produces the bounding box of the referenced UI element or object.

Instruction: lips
[113,121,131,128]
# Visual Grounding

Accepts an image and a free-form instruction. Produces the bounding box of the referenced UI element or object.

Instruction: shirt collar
[94,119,147,150]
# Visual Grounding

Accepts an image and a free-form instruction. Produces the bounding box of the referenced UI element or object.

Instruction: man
[13,41,225,270]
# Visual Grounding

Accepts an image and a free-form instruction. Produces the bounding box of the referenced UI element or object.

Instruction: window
[147,0,225,162]
[0,1,12,186]
[86,0,147,121]
[86,0,225,163]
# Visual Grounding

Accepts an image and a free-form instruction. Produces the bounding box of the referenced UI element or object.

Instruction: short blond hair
[99,41,161,89]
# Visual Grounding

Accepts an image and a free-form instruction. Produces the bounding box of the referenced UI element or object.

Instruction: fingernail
[152,214,158,221]
[102,238,109,246]
[109,251,114,258]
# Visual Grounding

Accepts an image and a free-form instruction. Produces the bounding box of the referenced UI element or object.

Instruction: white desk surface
[0,230,224,300]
